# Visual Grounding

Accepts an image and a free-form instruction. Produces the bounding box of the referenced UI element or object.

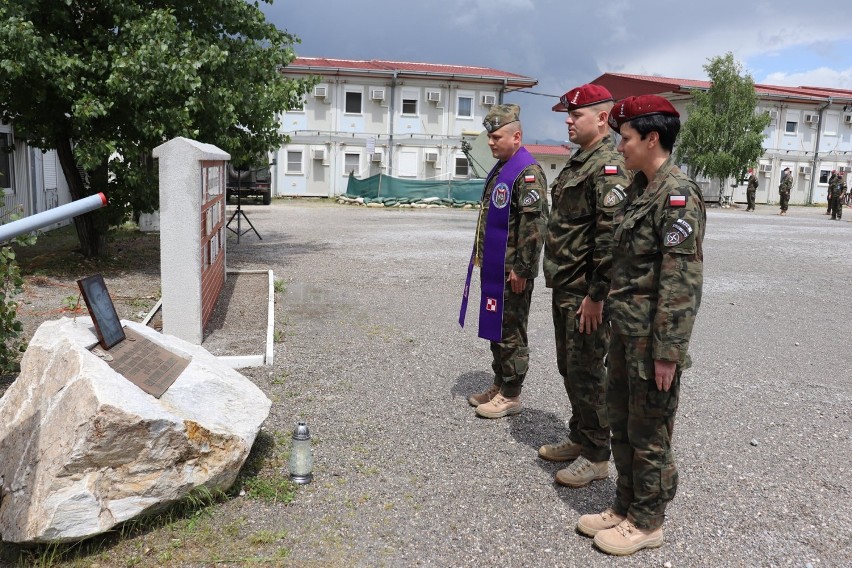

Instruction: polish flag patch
[485,297,498,312]
[524,174,536,183]
[669,195,687,207]
[604,165,618,175]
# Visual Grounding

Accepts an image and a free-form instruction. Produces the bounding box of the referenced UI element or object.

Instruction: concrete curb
[142,269,274,369]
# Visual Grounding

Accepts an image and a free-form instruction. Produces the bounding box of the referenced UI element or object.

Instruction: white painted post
[153,137,230,344]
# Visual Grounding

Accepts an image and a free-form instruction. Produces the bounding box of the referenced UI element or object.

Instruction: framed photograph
[77,274,126,349]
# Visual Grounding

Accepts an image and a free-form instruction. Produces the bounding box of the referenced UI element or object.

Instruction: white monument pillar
[153,137,230,344]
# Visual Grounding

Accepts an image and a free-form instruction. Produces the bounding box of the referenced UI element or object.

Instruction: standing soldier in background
[745,169,758,211]
[826,171,837,215]
[576,95,705,556]
[778,168,792,216]
[538,84,632,489]
[829,171,846,220]
[460,104,548,419]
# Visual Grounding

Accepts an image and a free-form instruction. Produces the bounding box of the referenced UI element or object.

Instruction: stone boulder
[0,317,272,544]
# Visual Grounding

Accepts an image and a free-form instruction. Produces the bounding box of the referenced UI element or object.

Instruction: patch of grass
[243,475,297,505]
[248,529,288,545]
[60,294,80,311]
[273,278,286,294]
[273,329,284,343]
[271,370,289,385]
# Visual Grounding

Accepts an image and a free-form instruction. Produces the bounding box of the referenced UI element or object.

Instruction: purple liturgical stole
[459,147,536,342]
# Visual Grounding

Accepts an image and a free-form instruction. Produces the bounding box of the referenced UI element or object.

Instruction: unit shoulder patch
[603,184,627,207]
[521,189,541,207]
[664,218,694,247]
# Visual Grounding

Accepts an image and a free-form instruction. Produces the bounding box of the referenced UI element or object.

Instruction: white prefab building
[0,123,72,229]
[275,57,538,197]
[592,73,852,206]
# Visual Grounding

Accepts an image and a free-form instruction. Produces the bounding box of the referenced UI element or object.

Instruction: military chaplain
[576,95,705,557]
[538,84,631,490]
[460,104,548,419]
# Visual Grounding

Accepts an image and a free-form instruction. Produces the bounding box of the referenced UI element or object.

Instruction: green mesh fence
[344,173,484,206]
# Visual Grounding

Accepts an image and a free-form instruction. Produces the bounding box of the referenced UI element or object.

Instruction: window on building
[286,150,302,173]
[455,156,469,177]
[402,97,418,115]
[344,152,360,175]
[289,96,305,112]
[823,113,839,136]
[550,163,557,170]
[0,133,13,193]
[457,96,473,118]
[345,91,362,114]
[819,170,830,184]
[785,120,798,134]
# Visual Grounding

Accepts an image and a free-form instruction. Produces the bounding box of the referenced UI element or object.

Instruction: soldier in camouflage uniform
[829,171,845,220]
[536,84,632,489]
[466,104,548,419]
[576,95,705,557]
[778,168,792,215]
[745,169,758,211]
[826,171,837,215]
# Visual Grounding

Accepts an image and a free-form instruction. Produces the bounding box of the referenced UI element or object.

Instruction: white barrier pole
[0,193,108,243]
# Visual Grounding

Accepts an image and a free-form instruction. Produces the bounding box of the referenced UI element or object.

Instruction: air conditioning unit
[370,88,385,101]
[758,163,773,173]
[313,85,328,99]
[838,165,849,173]
[799,165,812,175]
[804,113,819,124]
[844,114,852,124]
[424,151,439,163]
[311,147,327,161]
[481,94,496,106]
[371,150,384,163]
[426,90,442,103]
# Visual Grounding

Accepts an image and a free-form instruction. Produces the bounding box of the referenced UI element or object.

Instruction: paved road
[227,200,852,567]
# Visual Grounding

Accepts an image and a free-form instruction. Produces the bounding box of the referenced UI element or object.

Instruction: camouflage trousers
[746,190,756,211]
[829,196,843,219]
[552,291,610,462]
[607,333,680,530]
[489,277,534,398]
[780,192,790,212]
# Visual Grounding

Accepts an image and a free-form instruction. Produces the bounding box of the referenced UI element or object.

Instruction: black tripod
[226,170,261,243]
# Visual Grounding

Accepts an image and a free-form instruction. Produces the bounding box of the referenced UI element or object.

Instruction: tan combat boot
[467,384,500,407]
[474,393,521,418]
[554,456,609,488]
[593,519,663,556]
[538,438,581,462]
[576,508,626,537]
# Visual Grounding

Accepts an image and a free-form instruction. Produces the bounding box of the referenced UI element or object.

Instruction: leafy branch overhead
[0,0,316,256]
[676,52,772,189]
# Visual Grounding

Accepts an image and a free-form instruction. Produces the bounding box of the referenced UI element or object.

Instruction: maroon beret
[608,95,680,130]
[552,84,614,112]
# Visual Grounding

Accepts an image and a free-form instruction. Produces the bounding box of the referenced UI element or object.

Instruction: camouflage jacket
[828,175,846,198]
[543,134,631,301]
[609,155,705,366]
[779,174,792,196]
[746,174,758,192]
[475,156,548,278]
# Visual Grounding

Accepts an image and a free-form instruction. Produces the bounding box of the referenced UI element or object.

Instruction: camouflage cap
[483,104,520,133]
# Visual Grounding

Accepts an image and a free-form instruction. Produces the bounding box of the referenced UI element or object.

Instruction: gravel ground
[3,199,851,566]
[224,200,851,567]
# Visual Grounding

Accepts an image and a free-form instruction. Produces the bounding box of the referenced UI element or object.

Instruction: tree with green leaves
[0,1,313,257]
[676,52,771,204]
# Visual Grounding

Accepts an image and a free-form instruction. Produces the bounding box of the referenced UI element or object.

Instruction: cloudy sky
[260,0,852,143]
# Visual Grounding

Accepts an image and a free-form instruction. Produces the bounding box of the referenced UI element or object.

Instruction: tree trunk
[54,137,106,257]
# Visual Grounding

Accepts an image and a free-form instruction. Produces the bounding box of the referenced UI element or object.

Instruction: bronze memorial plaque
[78,274,190,398]
[101,327,190,398]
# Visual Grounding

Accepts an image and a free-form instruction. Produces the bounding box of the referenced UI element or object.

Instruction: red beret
[552,84,614,112]
[608,95,680,130]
